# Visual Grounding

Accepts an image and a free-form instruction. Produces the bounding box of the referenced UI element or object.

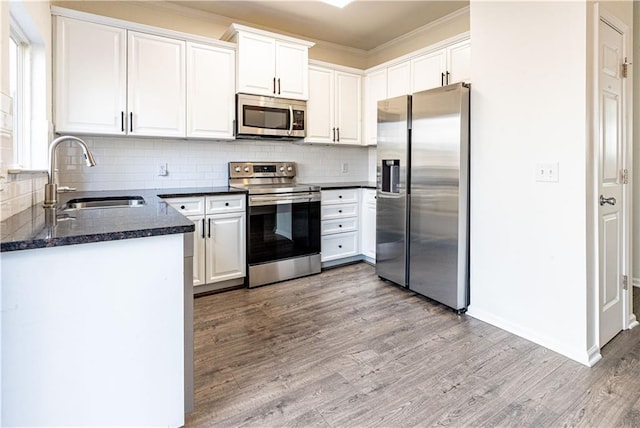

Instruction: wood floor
[186,263,640,427]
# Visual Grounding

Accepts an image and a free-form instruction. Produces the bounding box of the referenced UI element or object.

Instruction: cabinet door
[360,190,377,260]
[275,40,309,100]
[412,49,447,93]
[305,66,334,144]
[387,61,411,98]
[128,31,186,137]
[55,17,126,134]
[186,42,235,139]
[364,68,387,146]
[447,40,471,85]
[187,215,207,287]
[205,212,246,283]
[335,71,361,145]
[236,32,276,96]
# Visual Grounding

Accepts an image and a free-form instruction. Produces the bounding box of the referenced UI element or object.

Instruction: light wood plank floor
[186,263,640,427]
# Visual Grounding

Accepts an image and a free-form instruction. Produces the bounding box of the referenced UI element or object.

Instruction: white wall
[468,2,592,364]
[56,137,370,190]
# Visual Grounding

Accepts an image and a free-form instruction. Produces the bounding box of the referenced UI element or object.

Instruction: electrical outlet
[535,162,559,182]
[158,163,168,176]
[341,162,349,173]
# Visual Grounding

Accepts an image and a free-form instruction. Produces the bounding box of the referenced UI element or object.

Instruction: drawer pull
[180,205,185,210]
[338,209,342,213]
[225,202,229,206]
[338,245,342,248]
[339,224,342,228]
[339,195,342,199]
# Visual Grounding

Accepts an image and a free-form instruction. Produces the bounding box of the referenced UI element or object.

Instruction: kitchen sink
[62,196,146,210]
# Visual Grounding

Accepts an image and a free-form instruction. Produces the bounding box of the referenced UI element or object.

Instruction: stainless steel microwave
[236,93,306,139]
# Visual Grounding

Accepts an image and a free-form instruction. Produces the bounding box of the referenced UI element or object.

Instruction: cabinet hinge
[622,169,629,184]
[622,275,629,290]
[622,57,632,78]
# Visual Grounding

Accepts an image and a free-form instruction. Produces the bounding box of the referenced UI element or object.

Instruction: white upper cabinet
[412,38,470,93]
[306,66,334,143]
[54,14,236,139]
[387,61,411,98]
[128,31,185,137]
[447,39,471,86]
[306,63,361,145]
[186,42,235,139]
[334,71,361,145]
[224,24,314,100]
[412,49,447,93]
[364,68,387,146]
[55,17,127,134]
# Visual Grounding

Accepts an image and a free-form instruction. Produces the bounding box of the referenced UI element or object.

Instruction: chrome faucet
[43,136,96,208]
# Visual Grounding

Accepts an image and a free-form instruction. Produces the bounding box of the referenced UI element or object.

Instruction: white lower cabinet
[321,189,360,263]
[360,189,376,261]
[164,194,246,290]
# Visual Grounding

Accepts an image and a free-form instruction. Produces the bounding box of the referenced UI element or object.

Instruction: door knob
[599,195,617,206]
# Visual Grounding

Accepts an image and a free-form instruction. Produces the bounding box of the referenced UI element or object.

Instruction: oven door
[248,193,320,265]
[237,94,306,138]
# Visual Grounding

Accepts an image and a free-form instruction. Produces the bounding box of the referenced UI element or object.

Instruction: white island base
[1,233,189,427]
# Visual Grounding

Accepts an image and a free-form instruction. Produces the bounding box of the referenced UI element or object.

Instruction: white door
[128,31,186,137]
[275,40,309,100]
[387,61,411,98]
[306,66,334,143]
[205,212,246,284]
[186,42,235,139]
[364,68,387,146]
[447,40,471,85]
[55,17,126,134]
[412,49,446,92]
[598,17,627,347]
[188,215,206,287]
[335,71,361,145]
[236,32,276,96]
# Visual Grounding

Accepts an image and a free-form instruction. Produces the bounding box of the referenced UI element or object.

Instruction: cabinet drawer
[321,203,358,220]
[362,189,377,205]
[321,218,358,235]
[205,194,245,214]
[164,197,205,216]
[322,188,359,205]
[321,232,359,262]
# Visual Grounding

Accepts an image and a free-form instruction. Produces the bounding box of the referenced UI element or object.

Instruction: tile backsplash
[57,137,373,191]
[0,172,48,221]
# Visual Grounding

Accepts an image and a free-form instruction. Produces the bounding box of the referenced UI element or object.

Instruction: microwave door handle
[288,105,294,136]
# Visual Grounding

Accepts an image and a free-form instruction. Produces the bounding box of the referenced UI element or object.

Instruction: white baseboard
[466,305,597,367]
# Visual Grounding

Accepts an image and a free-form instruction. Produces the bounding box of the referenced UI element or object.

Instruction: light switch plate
[535,162,559,182]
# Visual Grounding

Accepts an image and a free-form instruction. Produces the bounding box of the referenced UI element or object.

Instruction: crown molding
[367,5,470,56]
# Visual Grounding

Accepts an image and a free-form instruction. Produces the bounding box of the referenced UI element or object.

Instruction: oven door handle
[250,193,321,206]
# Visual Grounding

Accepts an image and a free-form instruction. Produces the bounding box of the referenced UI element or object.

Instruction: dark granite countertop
[1,187,247,252]
[301,181,376,190]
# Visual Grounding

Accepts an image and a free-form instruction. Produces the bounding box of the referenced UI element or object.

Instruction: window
[9,19,31,169]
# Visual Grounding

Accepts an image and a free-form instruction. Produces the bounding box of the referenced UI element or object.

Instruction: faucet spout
[43,136,97,208]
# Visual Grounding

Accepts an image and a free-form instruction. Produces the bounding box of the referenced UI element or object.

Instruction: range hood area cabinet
[54,15,235,139]
[222,24,315,101]
[306,63,362,145]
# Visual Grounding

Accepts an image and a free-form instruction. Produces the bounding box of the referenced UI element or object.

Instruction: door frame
[590,3,637,362]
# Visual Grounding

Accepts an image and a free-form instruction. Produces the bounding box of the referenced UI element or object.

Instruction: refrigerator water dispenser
[381,160,400,193]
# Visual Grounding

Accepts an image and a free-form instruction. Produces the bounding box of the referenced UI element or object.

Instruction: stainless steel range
[229,162,321,287]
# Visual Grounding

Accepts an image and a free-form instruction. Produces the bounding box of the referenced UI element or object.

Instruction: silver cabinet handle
[600,195,617,206]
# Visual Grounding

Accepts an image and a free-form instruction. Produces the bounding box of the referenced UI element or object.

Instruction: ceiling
[169,1,469,51]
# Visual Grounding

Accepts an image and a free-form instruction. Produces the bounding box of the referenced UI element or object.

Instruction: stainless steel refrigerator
[376,82,470,312]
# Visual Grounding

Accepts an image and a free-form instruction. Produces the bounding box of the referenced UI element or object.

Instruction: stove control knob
[287,166,293,172]
[244,166,250,172]
[234,166,241,173]
[279,166,285,172]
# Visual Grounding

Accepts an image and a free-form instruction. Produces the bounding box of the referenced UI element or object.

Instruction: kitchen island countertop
[1,186,247,252]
